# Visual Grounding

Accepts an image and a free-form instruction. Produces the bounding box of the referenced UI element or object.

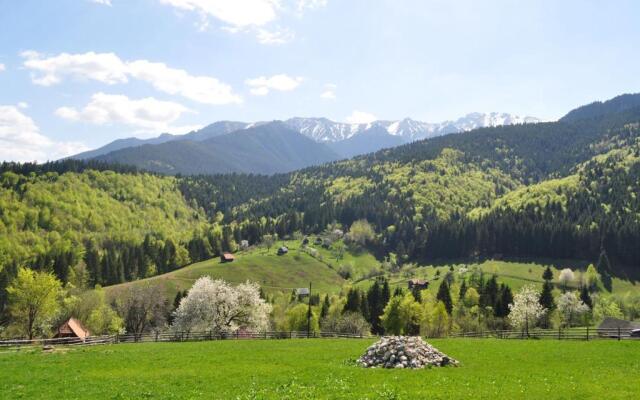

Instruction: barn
[220,253,235,263]
[408,279,429,290]
[54,317,91,340]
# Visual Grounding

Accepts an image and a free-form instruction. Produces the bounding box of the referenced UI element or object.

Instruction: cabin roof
[57,317,90,339]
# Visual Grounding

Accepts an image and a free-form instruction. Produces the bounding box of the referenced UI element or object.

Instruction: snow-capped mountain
[283,113,541,144]
[70,113,541,162]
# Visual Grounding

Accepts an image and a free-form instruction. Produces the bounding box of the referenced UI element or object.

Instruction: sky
[1,0,639,161]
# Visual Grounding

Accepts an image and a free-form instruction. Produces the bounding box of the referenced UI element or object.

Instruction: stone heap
[358,336,458,369]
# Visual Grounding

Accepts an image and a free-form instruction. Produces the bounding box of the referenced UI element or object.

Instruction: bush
[321,312,370,335]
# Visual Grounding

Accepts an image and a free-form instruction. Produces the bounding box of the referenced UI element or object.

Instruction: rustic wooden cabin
[220,253,235,263]
[54,317,90,340]
[407,278,429,290]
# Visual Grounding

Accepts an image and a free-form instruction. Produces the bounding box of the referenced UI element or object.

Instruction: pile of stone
[358,336,459,369]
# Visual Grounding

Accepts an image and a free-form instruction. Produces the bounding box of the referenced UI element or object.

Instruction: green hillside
[106,241,347,298]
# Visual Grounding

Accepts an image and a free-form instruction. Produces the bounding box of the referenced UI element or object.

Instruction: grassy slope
[2,339,639,399]
[106,241,346,298]
[355,260,639,296]
[105,235,638,301]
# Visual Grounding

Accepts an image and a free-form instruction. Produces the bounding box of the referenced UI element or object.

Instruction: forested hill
[179,94,640,276]
[1,94,640,315]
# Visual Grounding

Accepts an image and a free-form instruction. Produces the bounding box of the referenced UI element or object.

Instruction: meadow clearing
[2,338,639,399]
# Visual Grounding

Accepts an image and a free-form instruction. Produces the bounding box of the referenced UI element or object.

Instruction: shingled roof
[55,317,91,339]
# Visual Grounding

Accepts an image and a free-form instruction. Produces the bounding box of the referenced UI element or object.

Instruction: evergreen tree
[580,286,593,309]
[320,294,330,319]
[539,280,556,311]
[596,249,613,292]
[436,280,453,314]
[481,275,499,310]
[542,266,553,281]
[343,288,361,314]
[381,279,391,306]
[495,284,513,318]
[458,279,468,300]
[360,292,370,321]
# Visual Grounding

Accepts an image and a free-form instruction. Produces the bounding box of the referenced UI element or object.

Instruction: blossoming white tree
[172,277,271,334]
[557,291,590,327]
[508,285,546,336]
[558,268,575,290]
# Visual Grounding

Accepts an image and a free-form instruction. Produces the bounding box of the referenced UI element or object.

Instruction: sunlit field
[2,339,639,399]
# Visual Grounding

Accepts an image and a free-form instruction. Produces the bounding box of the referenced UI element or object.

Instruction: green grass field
[2,339,639,399]
[106,241,347,298]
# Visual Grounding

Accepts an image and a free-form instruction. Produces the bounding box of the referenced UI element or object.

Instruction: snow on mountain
[283,113,541,143]
[71,113,541,161]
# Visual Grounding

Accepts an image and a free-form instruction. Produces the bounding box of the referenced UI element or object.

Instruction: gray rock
[357,336,459,369]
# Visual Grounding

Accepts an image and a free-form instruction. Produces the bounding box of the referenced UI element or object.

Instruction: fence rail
[448,327,640,341]
[2,327,637,352]
[0,330,373,352]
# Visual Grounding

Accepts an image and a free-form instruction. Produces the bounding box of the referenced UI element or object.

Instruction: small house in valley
[221,253,235,263]
[296,288,310,299]
[54,317,90,340]
[407,279,429,291]
[277,246,289,256]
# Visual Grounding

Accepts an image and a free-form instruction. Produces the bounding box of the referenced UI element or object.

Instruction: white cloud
[91,0,112,5]
[55,92,193,132]
[21,51,129,86]
[17,102,29,109]
[0,105,87,162]
[159,0,326,43]
[245,74,303,95]
[320,83,336,100]
[21,51,241,105]
[127,60,242,105]
[0,63,5,72]
[296,0,327,13]
[256,27,295,45]
[159,0,279,28]
[345,110,377,124]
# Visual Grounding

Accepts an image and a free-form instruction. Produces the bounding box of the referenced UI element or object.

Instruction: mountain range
[70,112,541,174]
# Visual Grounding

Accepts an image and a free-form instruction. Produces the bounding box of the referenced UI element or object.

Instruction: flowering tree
[172,277,271,334]
[558,268,575,290]
[557,291,590,327]
[508,285,546,336]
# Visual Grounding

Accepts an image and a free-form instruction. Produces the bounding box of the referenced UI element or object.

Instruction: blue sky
[1,0,639,161]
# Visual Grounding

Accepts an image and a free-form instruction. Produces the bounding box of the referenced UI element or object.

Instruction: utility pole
[306,281,312,338]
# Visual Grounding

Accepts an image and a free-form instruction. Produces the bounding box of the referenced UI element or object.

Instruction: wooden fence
[447,327,639,341]
[0,330,373,352]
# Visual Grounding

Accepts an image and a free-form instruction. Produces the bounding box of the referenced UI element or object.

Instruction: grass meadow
[2,338,639,399]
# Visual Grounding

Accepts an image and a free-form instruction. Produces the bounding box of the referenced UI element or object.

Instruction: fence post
[115,333,119,344]
[558,327,561,340]
[618,327,621,341]
[586,326,589,341]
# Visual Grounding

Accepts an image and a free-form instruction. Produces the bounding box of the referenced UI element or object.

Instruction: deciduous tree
[7,268,63,339]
